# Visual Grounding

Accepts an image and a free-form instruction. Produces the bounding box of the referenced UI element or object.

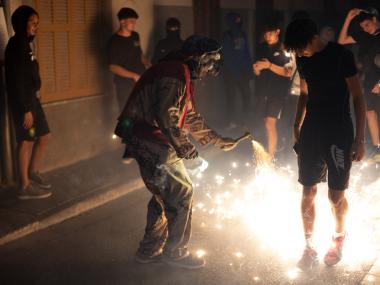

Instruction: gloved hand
[177,143,199,160]
[219,137,238,151]
[185,147,199,159]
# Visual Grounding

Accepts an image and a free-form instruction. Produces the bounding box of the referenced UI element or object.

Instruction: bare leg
[18,141,34,189]
[328,189,348,233]
[29,134,50,173]
[265,117,278,159]
[301,185,318,240]
[366,110,380,146]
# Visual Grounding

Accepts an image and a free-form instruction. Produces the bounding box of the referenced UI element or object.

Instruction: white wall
[111,0,154,54]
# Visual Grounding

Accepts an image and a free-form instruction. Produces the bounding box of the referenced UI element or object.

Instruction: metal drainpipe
[0,62,16,187]
[0,1,16,188]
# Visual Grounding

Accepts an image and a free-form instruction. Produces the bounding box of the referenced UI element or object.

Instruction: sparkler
[190,138,380,280]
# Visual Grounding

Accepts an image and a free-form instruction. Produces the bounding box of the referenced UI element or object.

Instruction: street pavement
[0,141,377,285]
[0,181,372,285]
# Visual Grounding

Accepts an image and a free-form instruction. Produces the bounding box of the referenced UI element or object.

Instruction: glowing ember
[287,269,298,279]
[235,251,243,258]
[196,249,206,258]
[192,139,380,272]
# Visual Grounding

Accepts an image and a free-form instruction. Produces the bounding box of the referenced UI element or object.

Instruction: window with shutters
[32,0,105,103]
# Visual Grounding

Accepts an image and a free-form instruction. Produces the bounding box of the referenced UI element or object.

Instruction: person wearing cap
[339,7,380,161]
[5,5,52,200]
[114,35,244,269]
[151,18,184,64]
[107,7,151,109]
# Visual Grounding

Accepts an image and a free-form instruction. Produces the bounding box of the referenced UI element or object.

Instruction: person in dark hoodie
[115,35,246,269]
[152,17,184,64]
[222,12,253,122]
[5,5,52,200]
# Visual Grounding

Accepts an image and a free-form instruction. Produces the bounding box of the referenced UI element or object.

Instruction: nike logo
[331,145,345,171]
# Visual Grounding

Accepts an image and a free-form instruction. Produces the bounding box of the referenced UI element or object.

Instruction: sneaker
[29,171,52,189]
[370,146,380,163]
[324,235,345,266]
[297,247,318,272]
[18,184,52,200]
[163,252,205,270]
[135,252,163,264]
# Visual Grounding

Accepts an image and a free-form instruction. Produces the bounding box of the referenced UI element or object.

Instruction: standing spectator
[222,12,252,123]
[253,21,291,160]
[338,7,380,161]
[152,18,183,64]
[285,18,365,271]
[5,5,52,200]
[320,25,336,44]
[107,8,151,109]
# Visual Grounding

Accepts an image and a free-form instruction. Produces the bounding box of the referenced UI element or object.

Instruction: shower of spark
[190,139,380,279]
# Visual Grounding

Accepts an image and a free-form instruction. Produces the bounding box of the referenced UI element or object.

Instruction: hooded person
[221,12,253,122]
[5,5,52,200]
[151,17,184,64]
[115,35,245,269]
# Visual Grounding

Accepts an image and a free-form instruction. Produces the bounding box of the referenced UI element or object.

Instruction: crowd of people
[4,4,379,272]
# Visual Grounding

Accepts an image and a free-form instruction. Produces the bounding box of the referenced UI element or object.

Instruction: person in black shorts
[5,5,52,200]
[339,7,380,161]
[284,18,366,271]
[253,21,291,160]
[107,8,151,109]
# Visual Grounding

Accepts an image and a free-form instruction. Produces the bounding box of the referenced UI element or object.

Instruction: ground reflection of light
[196,249,206,258]
[287,269,298,279]
[235,251,243,258]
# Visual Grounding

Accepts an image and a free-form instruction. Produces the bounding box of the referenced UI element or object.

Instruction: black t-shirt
[350,29,380,92]
[151,37,183,64]
[107,32,145,86]
[256,42,290,98]
[297,42,357,124]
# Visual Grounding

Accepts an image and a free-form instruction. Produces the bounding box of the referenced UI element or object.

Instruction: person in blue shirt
[222,12,253,123]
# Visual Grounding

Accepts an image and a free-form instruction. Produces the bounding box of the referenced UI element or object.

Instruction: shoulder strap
[178,64,195,128]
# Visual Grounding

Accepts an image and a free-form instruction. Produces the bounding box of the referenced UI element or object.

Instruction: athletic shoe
[18,184,52,200]
[296,247,318,272]
[324,235,345,266]
[370,146,380,163]
[134,251,163,264]
[29,171,52,189]
[163,252,205,270]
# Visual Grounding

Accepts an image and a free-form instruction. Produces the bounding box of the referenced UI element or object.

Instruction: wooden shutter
[35,0,104,103]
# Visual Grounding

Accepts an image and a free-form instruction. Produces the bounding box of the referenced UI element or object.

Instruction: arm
[255,58,292,78]
[6,42,34,128]
[338,9,361,45]
[346,75,366,161]
[141,53,152,69]
[186,110,241,151]
[109,64,140,82]
[293,78,308,143]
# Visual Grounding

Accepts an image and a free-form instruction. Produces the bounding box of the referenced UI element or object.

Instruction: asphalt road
[0,146,377,285]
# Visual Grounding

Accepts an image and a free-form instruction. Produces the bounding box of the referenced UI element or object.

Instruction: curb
[0,178,145,246]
